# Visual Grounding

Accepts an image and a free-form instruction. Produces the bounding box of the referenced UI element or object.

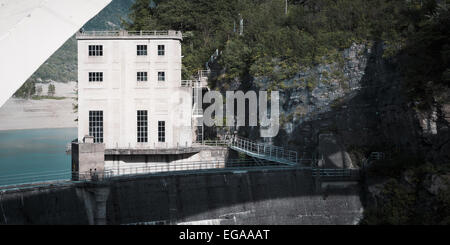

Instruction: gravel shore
[0,82,77,131]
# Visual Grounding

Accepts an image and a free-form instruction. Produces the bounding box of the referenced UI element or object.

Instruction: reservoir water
[0,128,77,186]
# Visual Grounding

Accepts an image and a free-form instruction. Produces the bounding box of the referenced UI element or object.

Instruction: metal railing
[127,31,170,36]
[311,168,360,177]
[196,137,299,165]
[180,80,207,88]
[0,159,361,191]
[311,168,361,181]
[180,80,193,87]
[0,159,296,190]
[369,152,385,161]
[197,70,211,79]
[229,137,298,165]
[200,139,230,147]
[76,30,182,39]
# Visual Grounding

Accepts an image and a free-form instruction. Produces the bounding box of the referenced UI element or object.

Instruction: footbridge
[201,136,299,166]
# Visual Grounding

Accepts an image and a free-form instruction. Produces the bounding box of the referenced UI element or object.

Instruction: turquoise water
[0,128,77,186]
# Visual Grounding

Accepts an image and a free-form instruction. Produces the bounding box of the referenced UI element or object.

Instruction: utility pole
[285,0,288,15]
[239,14,243,36]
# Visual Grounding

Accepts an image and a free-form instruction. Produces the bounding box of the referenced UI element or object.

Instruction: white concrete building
[73,30,228,179]
[76,30,192,150]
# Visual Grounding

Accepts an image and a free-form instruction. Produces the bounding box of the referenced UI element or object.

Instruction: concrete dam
[0,167,363,225]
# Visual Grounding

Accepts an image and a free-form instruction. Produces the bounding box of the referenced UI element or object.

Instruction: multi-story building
[73,30,228,178]
[76,30,192,149]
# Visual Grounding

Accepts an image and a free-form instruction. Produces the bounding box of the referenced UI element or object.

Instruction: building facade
[76,30,192,150]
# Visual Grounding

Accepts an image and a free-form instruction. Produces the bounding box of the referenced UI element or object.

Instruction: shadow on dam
[0,167,363,225]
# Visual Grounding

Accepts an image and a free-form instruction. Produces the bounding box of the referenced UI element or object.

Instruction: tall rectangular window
[158,45,165,56]
[158,72,165,82]
[88,45,103,56]
[137,45,147,56]
[158,121,165,142]
[137,72,148,82]
[89,72,103,82]
[89,111,103,143]
[137,110,148,143]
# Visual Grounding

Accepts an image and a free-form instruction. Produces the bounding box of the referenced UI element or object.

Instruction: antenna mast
[285,0,288,15]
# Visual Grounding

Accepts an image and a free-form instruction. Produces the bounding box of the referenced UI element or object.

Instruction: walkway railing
[0,158,361,191]
[197,137,298,165]
[229,137,298,165]
[180,80,204,87]
[197,70,211,79]
[200,139,229,147]
[312,168,360,179]
[0,159,296,190]
[0,137,364,190]
[76,30,182,39]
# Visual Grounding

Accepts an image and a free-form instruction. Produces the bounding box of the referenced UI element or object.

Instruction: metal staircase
[181,70,211,143]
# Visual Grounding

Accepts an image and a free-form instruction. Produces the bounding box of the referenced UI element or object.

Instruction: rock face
[254,41,450,224]
[254,41,450,166]
[258,43,369,134]
[362,169,450,225]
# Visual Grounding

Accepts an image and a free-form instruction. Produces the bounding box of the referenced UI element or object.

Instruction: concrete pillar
[72,136,105,181]
[76,186,110,225]
[93,187,110,225]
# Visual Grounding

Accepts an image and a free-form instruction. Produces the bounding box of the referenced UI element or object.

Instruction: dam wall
[0,168,363,225]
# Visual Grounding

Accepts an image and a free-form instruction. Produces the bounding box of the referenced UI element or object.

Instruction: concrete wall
[0,186,90,225]
[0,168,363,225]
[104,147,229,175]
[77,35,192,149]
[72,142,105,180]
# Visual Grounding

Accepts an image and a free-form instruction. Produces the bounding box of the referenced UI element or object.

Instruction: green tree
[14,80,36,99]
[48,84,56,97]
[36,85,43,96]
[401,2,450,109]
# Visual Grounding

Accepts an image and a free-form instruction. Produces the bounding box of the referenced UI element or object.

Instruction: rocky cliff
[228,40,450,224]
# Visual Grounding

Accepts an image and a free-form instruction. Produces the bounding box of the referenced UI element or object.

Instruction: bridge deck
[203,137,298,166]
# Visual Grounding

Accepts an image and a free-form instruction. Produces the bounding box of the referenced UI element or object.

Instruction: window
[158,121,165,142]
[137,110,148,143]
[158,45,165,56]
[196,126,203,142]
[88,45,103,56]
[89,111,103,143]
[137,45,147,56]
[158,72,165,82]
[137,72,147,82]
[89,72,103,82]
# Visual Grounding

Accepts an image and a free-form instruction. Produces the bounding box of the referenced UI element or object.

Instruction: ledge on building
[104,145,226,156]
[76,30,183,40]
